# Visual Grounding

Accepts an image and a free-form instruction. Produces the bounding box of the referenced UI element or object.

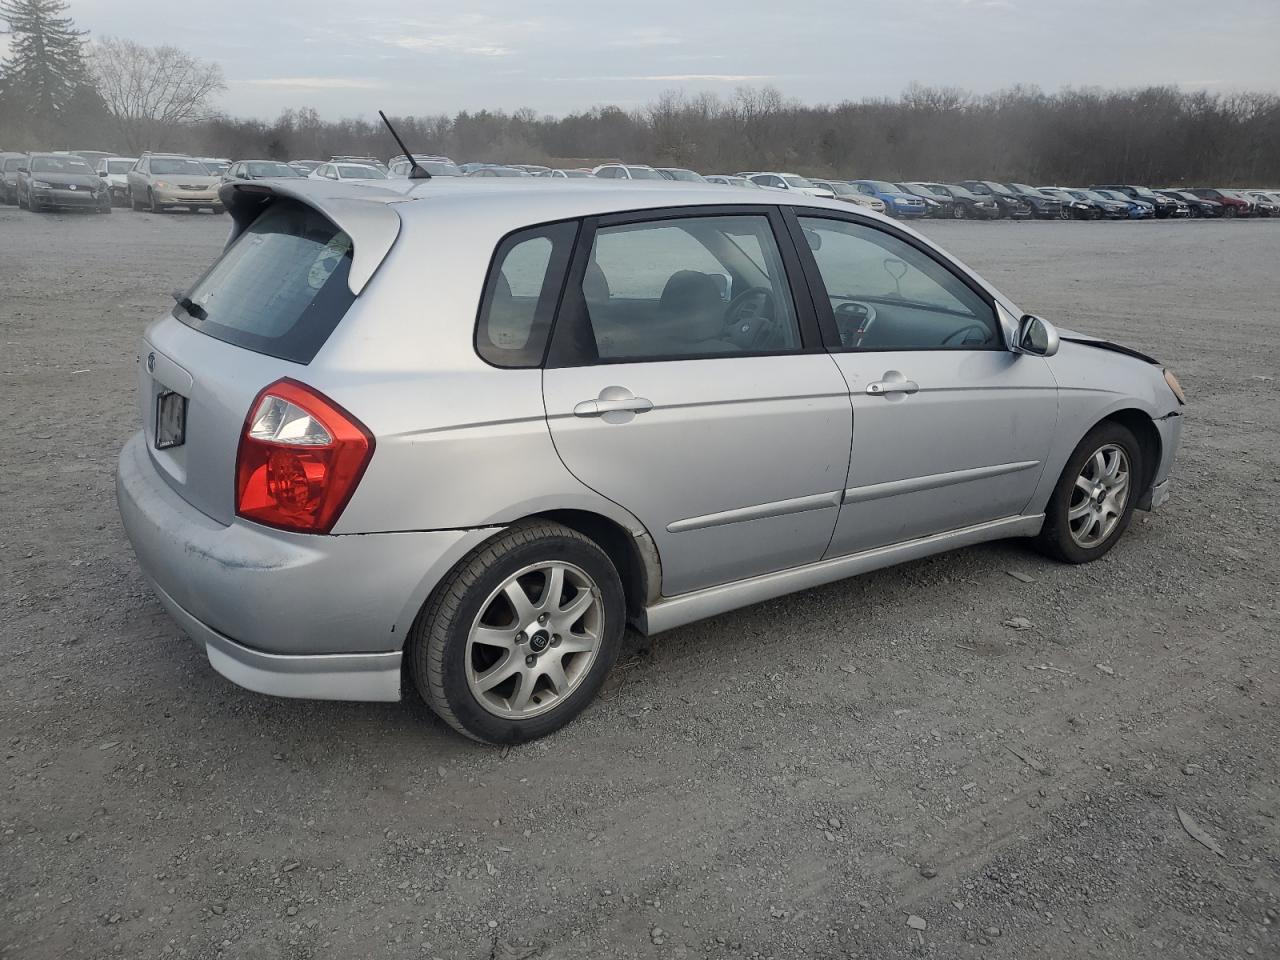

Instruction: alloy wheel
[1068,443,1131,549]
[465,561,604,720]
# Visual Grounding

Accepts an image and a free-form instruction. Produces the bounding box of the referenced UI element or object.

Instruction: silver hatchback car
[116,177,1185,743]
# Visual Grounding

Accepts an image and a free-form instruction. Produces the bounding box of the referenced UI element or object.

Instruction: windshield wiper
[171,291,207,320]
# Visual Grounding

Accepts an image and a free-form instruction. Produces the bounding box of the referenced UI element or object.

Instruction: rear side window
[177,199,355,364]
[476,221,578,367]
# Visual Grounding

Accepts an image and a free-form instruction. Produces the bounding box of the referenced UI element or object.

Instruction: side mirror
[1016,314,1059,357]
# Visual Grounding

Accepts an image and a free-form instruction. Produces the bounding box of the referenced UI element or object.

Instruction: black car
[1004,182,1062,219]
[1156,189,1222,218]
[0,152,25,203]
[959,180,1032,219]
[893,182,953,218]
[17,152,111,213]
[909,182,1001,219]
[1091,184,1181,219]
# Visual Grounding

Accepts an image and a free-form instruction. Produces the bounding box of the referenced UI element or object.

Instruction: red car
[1184,188,1253,218]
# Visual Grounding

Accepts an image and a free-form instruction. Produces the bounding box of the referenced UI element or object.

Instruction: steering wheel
[723,286,778,350]
[940,323,991,347]
[834,300,877,348]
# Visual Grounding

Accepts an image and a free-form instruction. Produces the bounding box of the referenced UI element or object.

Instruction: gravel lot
[2,207,1277,960]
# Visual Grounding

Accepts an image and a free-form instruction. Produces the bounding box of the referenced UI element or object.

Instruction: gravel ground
[2,207,1277,960]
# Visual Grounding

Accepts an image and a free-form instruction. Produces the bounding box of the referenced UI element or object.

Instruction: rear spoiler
[219,180,403,296]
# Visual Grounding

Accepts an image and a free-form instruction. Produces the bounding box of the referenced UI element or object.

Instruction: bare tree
[89,36,224,153]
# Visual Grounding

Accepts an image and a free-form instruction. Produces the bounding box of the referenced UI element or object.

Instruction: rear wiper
[171,290,207,320]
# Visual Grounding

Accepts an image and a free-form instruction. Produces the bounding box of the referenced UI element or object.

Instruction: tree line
[3,0,1278,186]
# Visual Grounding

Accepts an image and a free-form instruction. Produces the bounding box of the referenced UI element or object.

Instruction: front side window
[564,214,801,363]
[798,216,999,351]
[475,221,577,368]
[177,200,356,364]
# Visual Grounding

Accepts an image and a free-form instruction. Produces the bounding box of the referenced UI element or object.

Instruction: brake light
[235,379,374,533]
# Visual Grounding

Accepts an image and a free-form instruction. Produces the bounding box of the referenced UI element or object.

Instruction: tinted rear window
[176,200,356,364]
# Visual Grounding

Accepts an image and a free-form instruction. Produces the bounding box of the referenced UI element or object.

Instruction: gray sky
[29,0,1280,118]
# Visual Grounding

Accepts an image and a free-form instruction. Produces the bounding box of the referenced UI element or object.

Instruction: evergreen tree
[0,0,91,119]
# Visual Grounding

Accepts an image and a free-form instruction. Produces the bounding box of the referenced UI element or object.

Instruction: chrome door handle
[573,396,654,417]
[866,379,919,396]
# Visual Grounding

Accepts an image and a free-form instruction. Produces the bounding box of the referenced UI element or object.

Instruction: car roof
[226,176,884,237]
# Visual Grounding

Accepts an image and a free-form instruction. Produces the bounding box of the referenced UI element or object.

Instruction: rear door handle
[866,379,919,396]
[573,396,654,417]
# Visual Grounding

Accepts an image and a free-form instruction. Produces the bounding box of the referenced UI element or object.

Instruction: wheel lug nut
[537,613,549,624]
[516,632,527,644]
[525,655,537,667]
[551,635,561,647]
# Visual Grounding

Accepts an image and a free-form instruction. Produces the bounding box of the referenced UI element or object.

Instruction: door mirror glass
[1016,314,1059,357]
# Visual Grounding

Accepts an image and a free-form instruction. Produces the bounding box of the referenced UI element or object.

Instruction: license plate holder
[155,390,187,450]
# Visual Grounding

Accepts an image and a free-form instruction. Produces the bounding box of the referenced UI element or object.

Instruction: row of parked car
[4,148,1278,220]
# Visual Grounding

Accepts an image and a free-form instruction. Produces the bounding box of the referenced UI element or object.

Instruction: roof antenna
[378,109,431,180]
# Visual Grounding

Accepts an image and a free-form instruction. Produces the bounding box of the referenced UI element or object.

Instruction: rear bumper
[147,573,404,700]
[116,431,497,700]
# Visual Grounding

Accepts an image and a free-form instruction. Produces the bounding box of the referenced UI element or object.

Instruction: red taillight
[235,379,374,534]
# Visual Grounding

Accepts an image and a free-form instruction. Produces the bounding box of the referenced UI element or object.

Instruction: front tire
[409,521,626,744]
[149,189,162,214]
[1035,421,1144,564]
[951,202,965,220]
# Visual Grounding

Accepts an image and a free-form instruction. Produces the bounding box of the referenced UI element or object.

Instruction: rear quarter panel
[312,205,647,537]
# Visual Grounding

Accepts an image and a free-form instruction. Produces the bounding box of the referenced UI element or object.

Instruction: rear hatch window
[176,199,355,364]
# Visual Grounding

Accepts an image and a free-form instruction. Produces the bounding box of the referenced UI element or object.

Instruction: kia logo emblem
[147,352,156,373]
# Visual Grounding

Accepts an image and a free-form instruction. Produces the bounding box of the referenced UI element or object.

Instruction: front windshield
[107,160,133,174]
[944,183,979,200]
[246,162,300,178]
[337,165,386,179]
[865,180,900,194]
[664,169,703,182]
[1132,186,1157,199]
[986,182,1015,196]
[1010,183,1037,195]
[32,156,94,175]
[5,157,26,171]
[625,167,665,180]
[783,175,817,188]
[150,158,210,176]
[826,182,858,195]
[205,162,229,174]
[423,161,461,176]
[560,170,591,178]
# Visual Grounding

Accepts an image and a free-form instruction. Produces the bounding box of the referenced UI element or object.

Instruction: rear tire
[1035,421,1144,564]
[409,521,626,744]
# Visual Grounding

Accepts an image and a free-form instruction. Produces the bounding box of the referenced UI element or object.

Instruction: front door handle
[573,396,654,417]
[866,378,919,397]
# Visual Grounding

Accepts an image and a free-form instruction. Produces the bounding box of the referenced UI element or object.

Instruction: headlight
[32,180,52,189]
[154,180,169,189]
[1163,369,1187,405]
